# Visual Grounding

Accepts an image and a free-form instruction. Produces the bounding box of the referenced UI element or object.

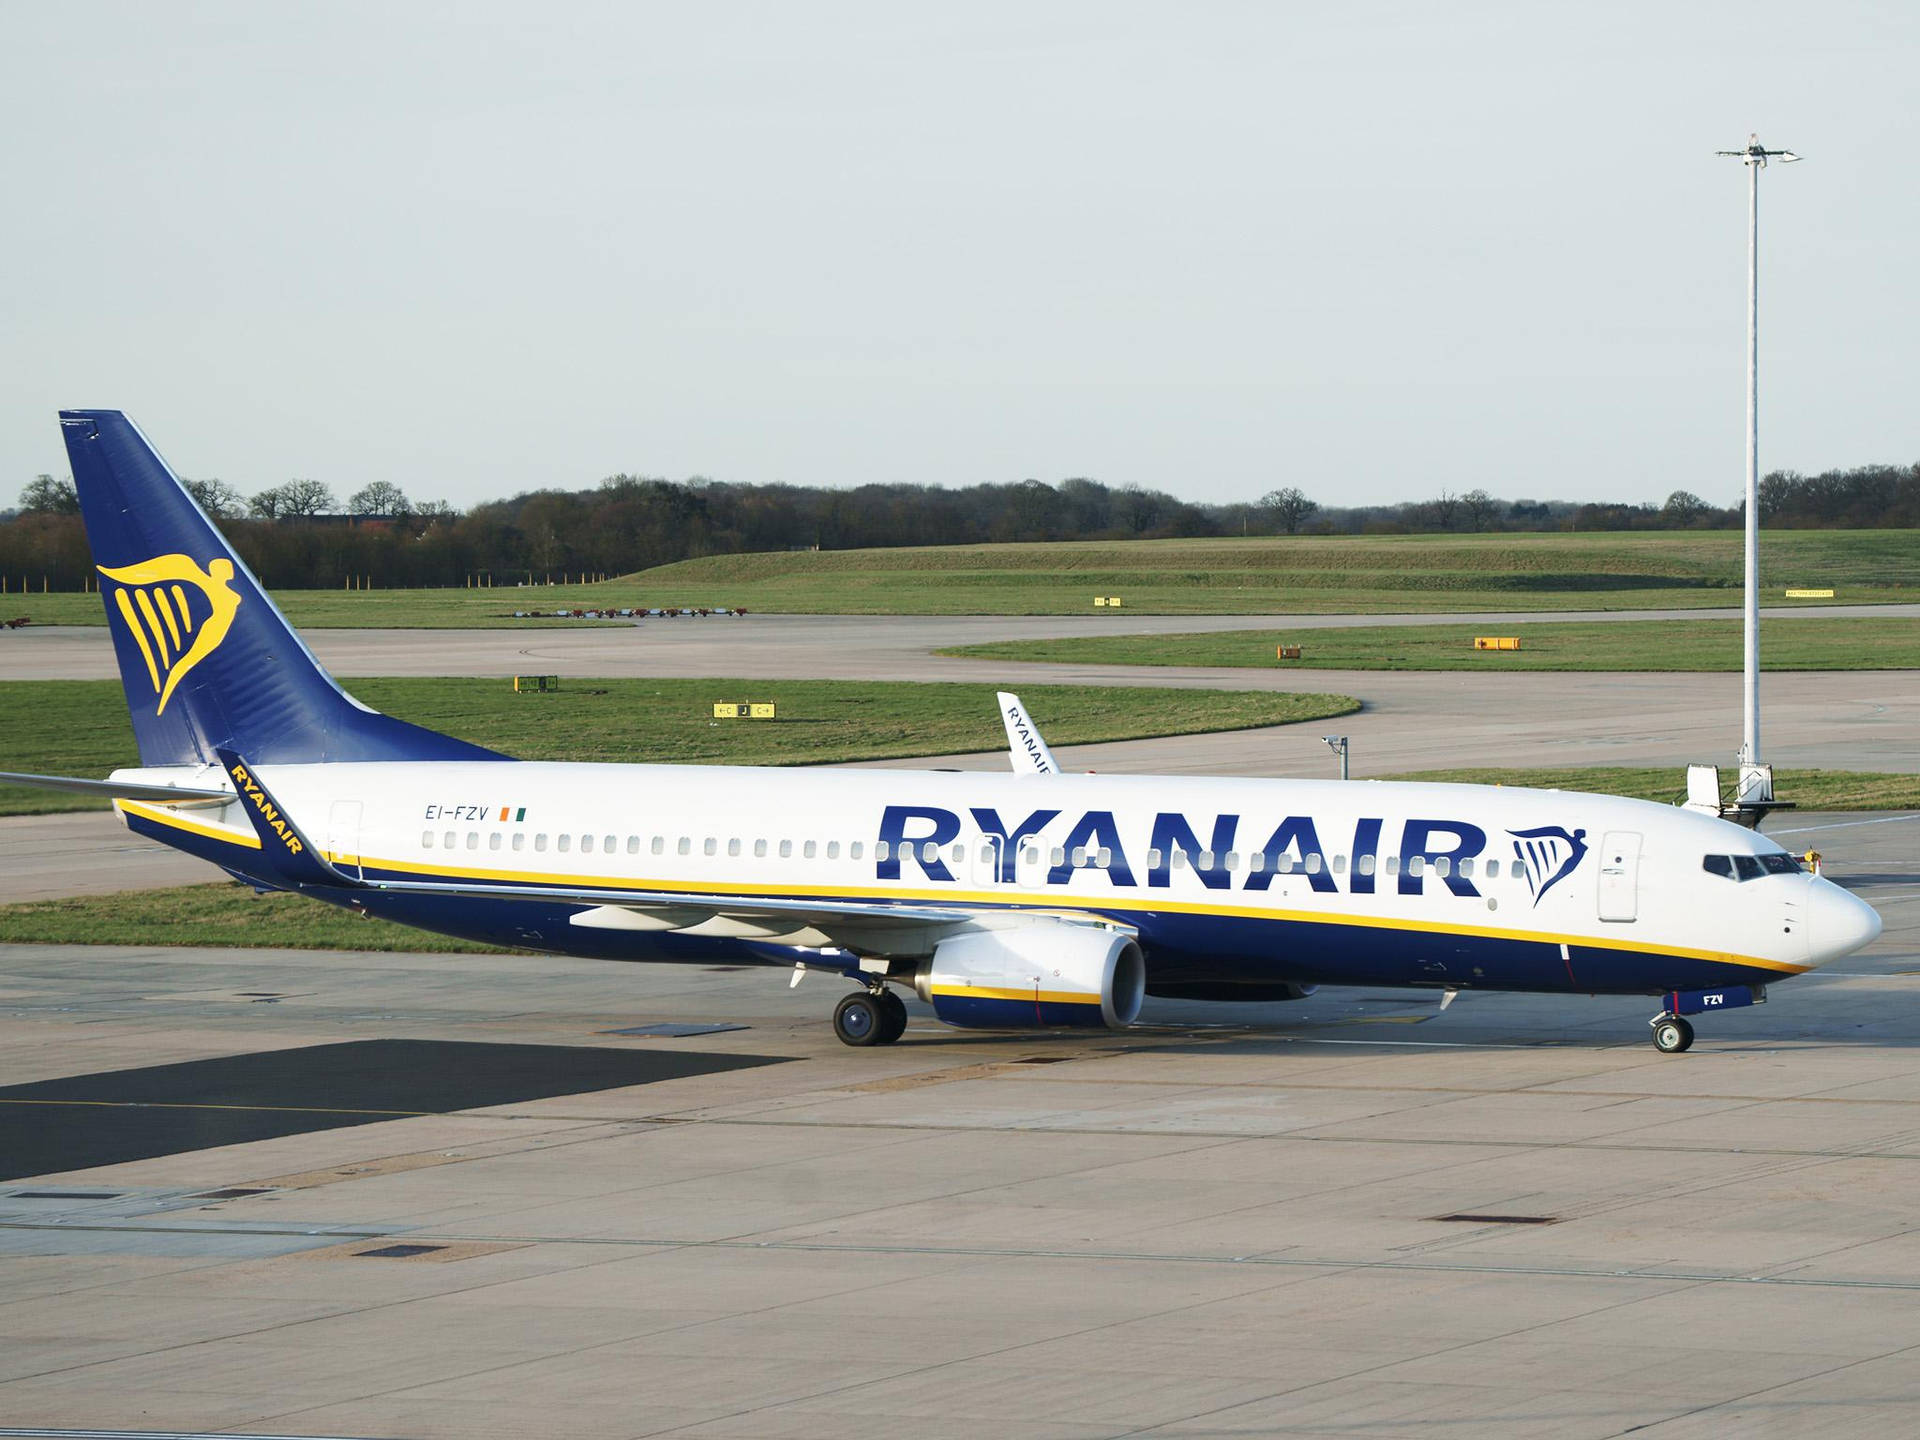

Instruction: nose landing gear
[1650,1014,1695,1053]
[1648,983,1767,1053]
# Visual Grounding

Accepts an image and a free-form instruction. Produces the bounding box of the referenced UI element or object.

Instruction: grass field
[943,615,1920,672]
[10,529,1915,625]
[0,884,523,952]
[3,764,1910,952]
[1375,767,1920,810]
[0,677,1357,816]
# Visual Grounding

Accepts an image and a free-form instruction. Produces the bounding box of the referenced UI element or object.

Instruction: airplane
[2,410,1883,1054]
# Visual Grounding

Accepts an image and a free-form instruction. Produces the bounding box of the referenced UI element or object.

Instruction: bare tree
[1428,489,1460,531]
[348,480,412,517]
[183,477,244,518]
[279,478,336,517]
[1460,488,1499,531]
[1259,486,1319,535]
[1662,490,1707,526]
[18,474,79,514]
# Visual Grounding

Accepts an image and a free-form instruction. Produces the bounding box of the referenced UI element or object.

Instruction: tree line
[4,460,1916,592]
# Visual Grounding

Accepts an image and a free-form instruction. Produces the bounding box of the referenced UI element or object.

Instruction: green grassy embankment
[10,529,1915,623]
[0,677,1358,816]
[942,616,1920,672]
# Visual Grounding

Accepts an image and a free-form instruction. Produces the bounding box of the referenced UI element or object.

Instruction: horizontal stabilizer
[0,770,231,803]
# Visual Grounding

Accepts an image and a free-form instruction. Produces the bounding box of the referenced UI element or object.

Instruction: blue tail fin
[60,410,506,767]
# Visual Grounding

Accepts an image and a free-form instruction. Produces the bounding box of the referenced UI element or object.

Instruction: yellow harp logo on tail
[96,555,243,715]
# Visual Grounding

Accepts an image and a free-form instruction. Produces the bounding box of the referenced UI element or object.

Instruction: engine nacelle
[914,923,1146,1030]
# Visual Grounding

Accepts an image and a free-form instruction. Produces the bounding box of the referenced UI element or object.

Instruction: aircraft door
[326,800,364,882]
[1597,830,1641,923]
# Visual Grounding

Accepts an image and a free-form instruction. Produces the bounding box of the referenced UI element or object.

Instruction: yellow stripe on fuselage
[117,799,260,849]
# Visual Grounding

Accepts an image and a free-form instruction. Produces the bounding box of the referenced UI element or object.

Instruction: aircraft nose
[1805,878,1883,967]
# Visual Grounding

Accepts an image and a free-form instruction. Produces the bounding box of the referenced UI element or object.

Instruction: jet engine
[913,923,1145,1030]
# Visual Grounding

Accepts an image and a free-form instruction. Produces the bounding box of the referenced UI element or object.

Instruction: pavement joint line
[0,1434,350,1440]
[5,1219,1920,1291]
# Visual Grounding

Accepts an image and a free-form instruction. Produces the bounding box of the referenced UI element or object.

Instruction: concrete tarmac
[0,815,1914,1437]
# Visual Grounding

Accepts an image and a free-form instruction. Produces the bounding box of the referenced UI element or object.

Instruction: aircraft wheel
[875,988,909,1045]
[834,991,886,1047]
[1651,1016,1694,1054]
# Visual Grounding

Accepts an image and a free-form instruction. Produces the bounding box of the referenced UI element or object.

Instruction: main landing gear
[834,984,909,1047]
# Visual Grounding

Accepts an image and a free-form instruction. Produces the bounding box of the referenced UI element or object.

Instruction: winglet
[997,692,1062,776]
[215,747,353,888]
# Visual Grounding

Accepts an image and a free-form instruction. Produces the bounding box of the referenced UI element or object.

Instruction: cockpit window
[1704,852,1803,881]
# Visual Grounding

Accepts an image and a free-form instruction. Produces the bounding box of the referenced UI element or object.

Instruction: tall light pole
[1715,135,1798,808]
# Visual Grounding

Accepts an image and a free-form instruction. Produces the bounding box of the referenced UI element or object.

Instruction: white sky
[2,2,1915,510]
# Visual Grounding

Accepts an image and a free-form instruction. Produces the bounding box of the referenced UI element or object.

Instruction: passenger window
[1224,851,1240,871]
[677,836,691,856]
[1457,857,1474,877]
[1406,855,1423,876]
[1358,854,1375,876]
[512,833,525,852]
[534,834,548,852]
[1733,854,1763,881]
[1249,852,1267,873]
[605,835,617,854]
[1702,854,1734,879]
[466,831,479,850]
[1484,858,1499,878]
[1147,848,1163,869]
[581,834,595,854]
[805,840,818,859]
[924,841,940,863]
[876,841,892,862]
[851,842,863,859]
[1384,855,1399,875]
[1278,854,1296,874]
[650,836,663,855]
[421,831,434,848]
[1097,847,1113,869]
[727,838,741,858]
[1023,847,1040,866]
[703,837,717,856]
[557,834,571,853]
[754,839,767,858]
[827,841,839,859]
[1333,854,1347,874]
[1198,850,1215,869]
[1434,856,1451,877]
[779,839,792,859]
[443,830,456,848]
[488,833,502,852]
[1306,853,1322,875]
[1071,846,1087,867]
[625,836,638,855]
[1171,850,1188,870]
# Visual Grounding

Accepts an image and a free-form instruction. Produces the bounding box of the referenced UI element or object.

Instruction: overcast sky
[3,2,1914,512]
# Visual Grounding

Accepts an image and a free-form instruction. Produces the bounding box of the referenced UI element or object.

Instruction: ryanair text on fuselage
[875,804,1588,905]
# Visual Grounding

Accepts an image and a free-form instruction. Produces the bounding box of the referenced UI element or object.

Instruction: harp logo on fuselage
[96,554,243,715]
